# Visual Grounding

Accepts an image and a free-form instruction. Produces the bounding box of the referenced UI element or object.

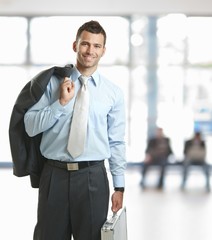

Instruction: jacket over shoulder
[9,64,73,188]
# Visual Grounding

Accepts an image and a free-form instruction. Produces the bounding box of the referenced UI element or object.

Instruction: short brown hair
[76,20,107,46]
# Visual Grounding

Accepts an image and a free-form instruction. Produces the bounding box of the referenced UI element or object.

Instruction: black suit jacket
[9,64,73,188]
[146,137,172,161]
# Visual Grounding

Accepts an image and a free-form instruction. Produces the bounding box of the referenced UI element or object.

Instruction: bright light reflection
[131,33,144,46]
[187,17,212,64]
[0,17,27,63]
[157,14,187,43]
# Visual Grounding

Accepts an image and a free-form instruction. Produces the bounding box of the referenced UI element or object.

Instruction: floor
[1,165,212,240]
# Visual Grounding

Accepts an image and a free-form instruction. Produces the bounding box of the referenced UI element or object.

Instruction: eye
[94,44,102,48]
[81,42,88,46]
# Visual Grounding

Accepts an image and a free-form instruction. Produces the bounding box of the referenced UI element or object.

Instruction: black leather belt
[46,159,102,171]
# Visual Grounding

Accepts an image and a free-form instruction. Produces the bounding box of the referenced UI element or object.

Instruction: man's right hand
[59,77,75,106]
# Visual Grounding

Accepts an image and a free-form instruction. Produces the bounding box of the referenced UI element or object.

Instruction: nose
[86,45,94,54]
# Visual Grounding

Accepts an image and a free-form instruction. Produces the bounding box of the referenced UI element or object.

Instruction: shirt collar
[71,66,100,87]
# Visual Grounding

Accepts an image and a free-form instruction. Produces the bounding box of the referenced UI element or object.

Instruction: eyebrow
[81,41,103,47]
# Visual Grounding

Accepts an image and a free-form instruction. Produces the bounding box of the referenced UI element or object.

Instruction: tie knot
[79,75,89,86]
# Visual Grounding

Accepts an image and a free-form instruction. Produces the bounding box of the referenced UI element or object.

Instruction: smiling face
[73,30,106,76]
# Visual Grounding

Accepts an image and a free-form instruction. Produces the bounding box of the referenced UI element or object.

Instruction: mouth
[83,55,94,61]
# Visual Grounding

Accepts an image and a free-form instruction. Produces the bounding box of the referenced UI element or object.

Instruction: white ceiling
[1,0,212,16]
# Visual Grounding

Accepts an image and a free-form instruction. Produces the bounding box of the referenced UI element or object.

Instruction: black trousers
[33,161,109,240]
[181,160,210,191]
[141,158,167,188]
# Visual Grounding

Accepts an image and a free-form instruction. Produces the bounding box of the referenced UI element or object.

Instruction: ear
[102,47,106,57]
[73,41,77,52]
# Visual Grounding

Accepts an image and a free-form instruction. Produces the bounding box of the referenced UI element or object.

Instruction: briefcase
[101,207,128,240]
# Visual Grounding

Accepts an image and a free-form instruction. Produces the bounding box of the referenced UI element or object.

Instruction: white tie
[67,75,89,158]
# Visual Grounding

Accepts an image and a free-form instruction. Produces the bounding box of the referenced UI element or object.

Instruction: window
[0,17,27,64]
[187,17,212,64]
[2,14,212,163]
[30,16,129,65]
[0,16,130,162]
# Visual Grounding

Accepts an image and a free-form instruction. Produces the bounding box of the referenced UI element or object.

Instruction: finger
[112,204,119,213]
[111,199,118,213]
[63,77,70,83]
[71,81,75,88]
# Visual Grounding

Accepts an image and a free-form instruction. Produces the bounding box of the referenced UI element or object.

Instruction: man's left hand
[111,191,124,213]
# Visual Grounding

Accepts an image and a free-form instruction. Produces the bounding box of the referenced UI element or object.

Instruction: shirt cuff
[51,100,71,116]
[112,175,125,188]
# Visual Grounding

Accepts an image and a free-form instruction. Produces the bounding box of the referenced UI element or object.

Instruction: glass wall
[1,14,212,163]
[129,14,212,161]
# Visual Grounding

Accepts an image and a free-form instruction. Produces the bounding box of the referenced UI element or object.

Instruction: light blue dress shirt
[24,66,126,187]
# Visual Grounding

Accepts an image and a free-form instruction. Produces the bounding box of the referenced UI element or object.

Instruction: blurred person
[9,20,126,240]
[181,131,210,191]
[140,127,173,189]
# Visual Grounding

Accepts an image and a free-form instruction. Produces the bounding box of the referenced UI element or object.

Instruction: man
[24,20,126,240]
[181,131,210,191]
[140,127,173,189]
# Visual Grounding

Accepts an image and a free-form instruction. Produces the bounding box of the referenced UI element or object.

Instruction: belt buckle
[67,163,79,171]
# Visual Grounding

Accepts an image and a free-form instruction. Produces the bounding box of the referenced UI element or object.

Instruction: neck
[75,64,97,77]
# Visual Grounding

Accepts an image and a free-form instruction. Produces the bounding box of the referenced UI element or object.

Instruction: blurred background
[1,0,212,239]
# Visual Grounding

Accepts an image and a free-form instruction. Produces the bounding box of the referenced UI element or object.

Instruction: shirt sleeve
[24,78,73,137]
[107,88,127,188]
